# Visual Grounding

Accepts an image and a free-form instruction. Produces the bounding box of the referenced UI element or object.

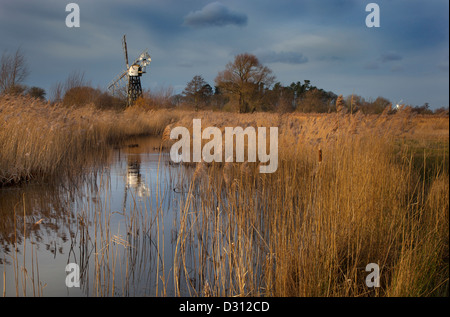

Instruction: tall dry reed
[0,95,179,186]
[1,95,448,297]
[166,108,448,297]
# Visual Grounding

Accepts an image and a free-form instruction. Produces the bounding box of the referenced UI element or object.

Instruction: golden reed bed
[1,95,448,296]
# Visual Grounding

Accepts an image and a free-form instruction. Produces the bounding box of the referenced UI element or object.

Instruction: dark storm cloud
[364,61,380,70]
[183,2,248,27]
[380,52,403,63]
[378,0,449,50]
[364,52,404,72]
[0,0,447,108]
[258,51,308,65]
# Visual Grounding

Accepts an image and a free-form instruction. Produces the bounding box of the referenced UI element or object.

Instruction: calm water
[0,136,196,296]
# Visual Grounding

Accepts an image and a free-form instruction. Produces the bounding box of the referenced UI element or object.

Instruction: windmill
[108,35,151,106]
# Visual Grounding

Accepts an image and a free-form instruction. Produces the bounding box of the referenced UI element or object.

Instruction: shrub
[62,86,101,107]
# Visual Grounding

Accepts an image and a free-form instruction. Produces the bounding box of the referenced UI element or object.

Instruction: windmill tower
[108,35,151,106]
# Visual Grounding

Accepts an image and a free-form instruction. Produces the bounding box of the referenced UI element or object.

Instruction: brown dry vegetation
[0,95,448,297]
[0,95,178,185]
[163,106,449,297]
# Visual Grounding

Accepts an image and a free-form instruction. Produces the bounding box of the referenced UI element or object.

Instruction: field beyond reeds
[0,95,448,297]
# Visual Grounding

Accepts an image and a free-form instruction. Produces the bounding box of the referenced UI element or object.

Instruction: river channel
[0,136,197,296]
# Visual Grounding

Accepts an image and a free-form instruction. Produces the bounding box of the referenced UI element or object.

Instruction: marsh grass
[164,108,449,297]
[0,95,179,186]
[1,95,448,297]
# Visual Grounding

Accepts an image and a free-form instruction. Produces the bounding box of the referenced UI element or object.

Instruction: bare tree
[64,70,86,92]
[215,53,275,113]
[49,81,64,103]
[0,48,29,95]
[49,70,87,103]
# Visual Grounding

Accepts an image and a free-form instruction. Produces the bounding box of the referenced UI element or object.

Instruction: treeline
[1,48,448,115]
[170,80,449,115]
[167,53,448,115]
[171,74,340,114]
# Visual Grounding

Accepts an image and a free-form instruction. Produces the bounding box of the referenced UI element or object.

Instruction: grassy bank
[0,95,178,185]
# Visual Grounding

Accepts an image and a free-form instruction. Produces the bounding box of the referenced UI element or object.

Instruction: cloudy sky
[0,0,448,108]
